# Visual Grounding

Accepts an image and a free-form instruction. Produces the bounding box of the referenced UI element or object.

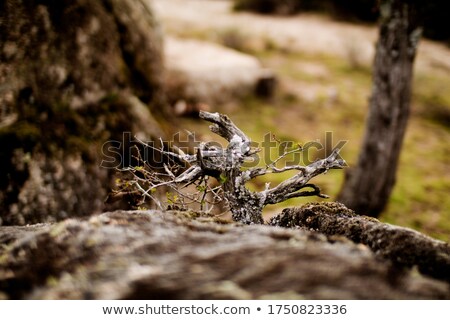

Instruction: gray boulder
[165,37,276,107]
[0,203,448,299]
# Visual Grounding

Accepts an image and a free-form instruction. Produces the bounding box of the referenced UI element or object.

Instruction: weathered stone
[0,0,167,225]
[165,37,276,105]
[0,206,448,299]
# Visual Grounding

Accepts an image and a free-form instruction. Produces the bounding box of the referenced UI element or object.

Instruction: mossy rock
[0,207,448,299]
[0,0,168,225]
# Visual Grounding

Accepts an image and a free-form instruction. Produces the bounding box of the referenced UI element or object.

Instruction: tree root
[270,202,450,282]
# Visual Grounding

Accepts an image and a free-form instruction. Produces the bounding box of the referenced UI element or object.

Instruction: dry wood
[122,111,345,224]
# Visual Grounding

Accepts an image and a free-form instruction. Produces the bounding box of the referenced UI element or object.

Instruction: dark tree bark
[338,0,422,217]
[0,0,167,225]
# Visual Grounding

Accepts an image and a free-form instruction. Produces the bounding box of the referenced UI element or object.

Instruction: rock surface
[0,203,448,299]
[165,37,276,105]
[0,0,167,225]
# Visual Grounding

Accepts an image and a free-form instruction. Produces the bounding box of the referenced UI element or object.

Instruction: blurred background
[155,0,450,240]
[1,0,449,241]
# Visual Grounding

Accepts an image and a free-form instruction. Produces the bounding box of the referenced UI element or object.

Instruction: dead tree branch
[118,111,345,224]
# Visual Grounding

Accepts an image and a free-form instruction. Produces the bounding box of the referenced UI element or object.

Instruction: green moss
[0,253,8,265]
[0,122,39,152]
[49,223,69,238]
[46,276,60,287]
[168,209,212,221]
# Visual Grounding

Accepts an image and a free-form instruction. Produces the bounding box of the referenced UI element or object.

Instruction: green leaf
[219,173,228,184]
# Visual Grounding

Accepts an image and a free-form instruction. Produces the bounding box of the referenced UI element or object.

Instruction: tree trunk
[0,0,167,225]
[337,0,421,217]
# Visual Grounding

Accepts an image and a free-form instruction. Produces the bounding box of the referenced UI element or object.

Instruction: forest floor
[152,0,450,241]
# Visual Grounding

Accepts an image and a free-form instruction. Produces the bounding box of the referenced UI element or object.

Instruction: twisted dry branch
[117,111,345,224]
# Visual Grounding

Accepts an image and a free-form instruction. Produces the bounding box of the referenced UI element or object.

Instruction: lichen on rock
[0,0,167,225]
[0,206,449,299]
